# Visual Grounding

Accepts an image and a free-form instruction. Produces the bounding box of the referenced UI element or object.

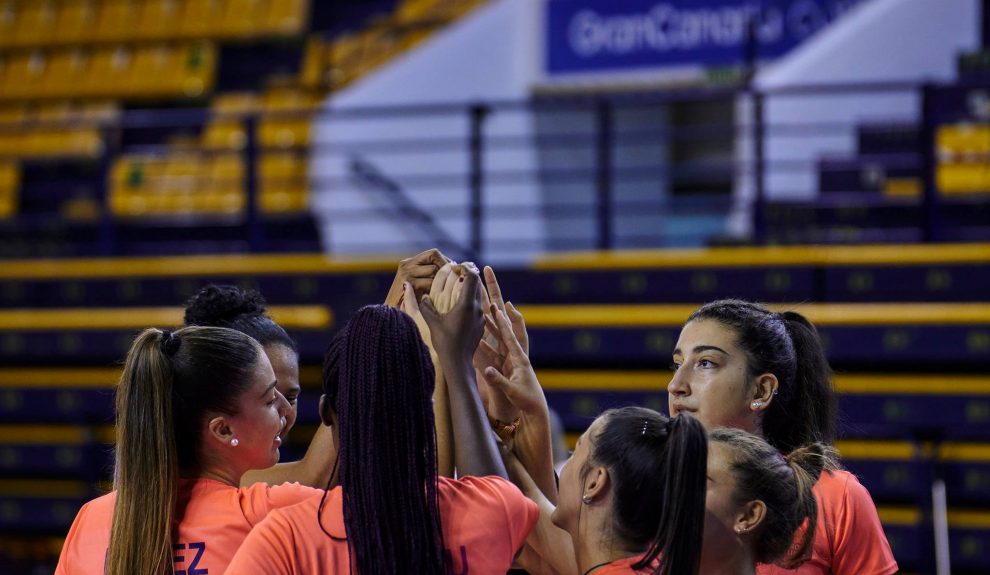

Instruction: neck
[698,539,756,575]
[190,464,242,487]
[572,512,640,575]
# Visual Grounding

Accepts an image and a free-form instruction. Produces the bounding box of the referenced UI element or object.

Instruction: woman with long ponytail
[668,299,897,574]
[56,326,320,575]
[226,269,539,574]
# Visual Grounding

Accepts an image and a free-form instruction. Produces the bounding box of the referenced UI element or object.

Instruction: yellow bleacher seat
[136,0,183,41]
[0,162,20,219]
[11,0,56,48]
[0,53,47,101]
[175,42,216,97]
[203,120,247,150]
[209,153,245,195]
[0,1,17,48]
[0,105,27,125]
[938,123,990,158]
[938,162,990,195]
[179,0,225,38]
[86,46,133,98]
[43,50,92,98]
[54,0,99,45]
[263,0,308,35]
[883,178,921,198]
[201,92,257,150]
[257,87,315,149]
[94,0,140,42]
[299,36,327,89]
[259,151,307,214]
[128,45,174,97]
[219,0,263,38]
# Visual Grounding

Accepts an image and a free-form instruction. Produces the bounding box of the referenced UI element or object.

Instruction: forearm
[442,352,507,479]
[505,454,576,575]
[432,353,455,477]
[513,407,558,504]
[239,423,336,488]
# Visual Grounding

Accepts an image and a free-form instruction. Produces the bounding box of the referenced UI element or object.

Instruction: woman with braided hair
[668,299,897,574]
[56,326,320,575]
[225,269,538,574]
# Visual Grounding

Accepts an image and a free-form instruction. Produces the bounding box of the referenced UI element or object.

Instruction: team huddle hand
[474,266,529,423]
[417,265,486,366]
[481,301,547,420]
[384,248,451,308]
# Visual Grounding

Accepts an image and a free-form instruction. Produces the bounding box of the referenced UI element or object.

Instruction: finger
[506,301,530,353]
[484,314,501,340]
[410,277,434,294]
[482,365,512,394]
[491,303,527,363]
[484,266,506,312]
[430,263,453,304]
[413,248,450,268]
[404,264,440,279]
[454,269,482,313]
[474,339,502,371]
[401,282,420,316]
[419,295,440,328]
[460,261,480,275]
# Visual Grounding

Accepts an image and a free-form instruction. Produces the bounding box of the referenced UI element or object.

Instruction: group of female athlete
[54,248,898,575]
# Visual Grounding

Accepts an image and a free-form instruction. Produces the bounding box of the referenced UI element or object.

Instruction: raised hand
[419,267,485,367]
[384,248,451,308]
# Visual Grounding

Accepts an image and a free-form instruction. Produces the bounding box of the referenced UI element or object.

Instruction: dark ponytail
[709,428,834,568]
[688,300,837,452]
[586,407,707,575]
[321,305,445,574]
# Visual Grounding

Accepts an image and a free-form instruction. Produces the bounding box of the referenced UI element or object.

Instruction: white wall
[728,0,980,238]
[311,0,545,263]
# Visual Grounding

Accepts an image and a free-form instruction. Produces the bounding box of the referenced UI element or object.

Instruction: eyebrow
[259,380,278,398]
[672,345,729,356]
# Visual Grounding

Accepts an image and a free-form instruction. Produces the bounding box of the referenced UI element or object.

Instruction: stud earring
[582,495,592,504]
[230,438,239,447]
[735,525,744,534]
[751,401,762,410]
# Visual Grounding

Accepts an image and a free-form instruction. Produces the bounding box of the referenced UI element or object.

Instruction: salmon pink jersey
[55,478,319,575]
[225,475,539,574]
[758,470,898,575]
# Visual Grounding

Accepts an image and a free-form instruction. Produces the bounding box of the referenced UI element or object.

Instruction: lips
[671,403,696,416]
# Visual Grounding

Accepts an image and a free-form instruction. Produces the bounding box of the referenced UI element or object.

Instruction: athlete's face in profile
[668,319,757,434]
[265,343,300,436]
[223,352,289,475]
[551,416,604,533]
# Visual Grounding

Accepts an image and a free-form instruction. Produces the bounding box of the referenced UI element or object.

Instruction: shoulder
[815,469,876,509]
[236,481,322,527]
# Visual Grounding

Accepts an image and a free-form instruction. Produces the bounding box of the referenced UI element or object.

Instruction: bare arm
[240,423,336,488]
[415,273,508,479]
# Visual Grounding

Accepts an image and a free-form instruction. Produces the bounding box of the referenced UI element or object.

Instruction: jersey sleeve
[54,500,92,575]
[224,511,297,575]
[831,472,898,575]
[238,481,320,527]
[459,475,539,552]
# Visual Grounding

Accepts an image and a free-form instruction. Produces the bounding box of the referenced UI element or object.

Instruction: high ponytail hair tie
[160,329,181,356]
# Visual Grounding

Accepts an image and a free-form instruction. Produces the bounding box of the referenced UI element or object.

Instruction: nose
[667,366,689,396]
[275,389,290,414]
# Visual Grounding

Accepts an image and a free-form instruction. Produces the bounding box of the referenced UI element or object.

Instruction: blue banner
[546,0,863,76]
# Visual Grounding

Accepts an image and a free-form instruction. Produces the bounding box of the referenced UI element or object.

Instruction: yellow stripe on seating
[877,506,922,525]
[939,443,990,462]
[0,253,399,280]
[0,479,88,498]
[836,440,915,460]
[0,425,86,444]
[0,305,332,330]
[535,371,990,394]
[948,510,990,529]
[535,243,990,270]
[0,368,121,388]
[517,303,990,327]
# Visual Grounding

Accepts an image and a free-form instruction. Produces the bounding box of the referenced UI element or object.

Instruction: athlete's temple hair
[688,299,837,453]
[584,407,708,575]
[107,326,261,575]
[321,305,445,573]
